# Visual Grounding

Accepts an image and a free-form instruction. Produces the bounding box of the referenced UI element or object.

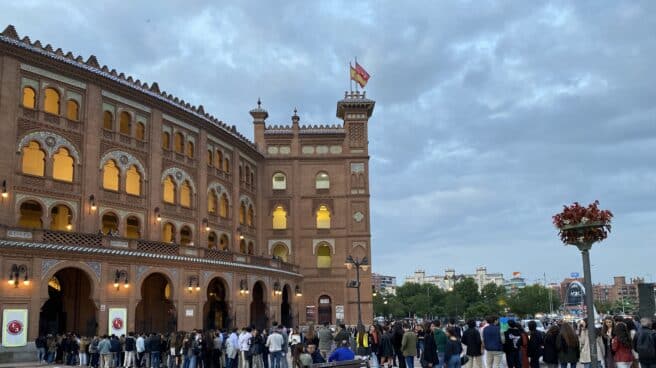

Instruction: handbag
[460,355,469,366]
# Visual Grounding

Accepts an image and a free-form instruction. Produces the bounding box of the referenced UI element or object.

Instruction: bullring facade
[0,25,374,340]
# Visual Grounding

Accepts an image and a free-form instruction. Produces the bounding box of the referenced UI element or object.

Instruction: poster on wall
[306,306,316,323]
[2,309,28,347]
[335,305,344,322]
[108,308,127,337]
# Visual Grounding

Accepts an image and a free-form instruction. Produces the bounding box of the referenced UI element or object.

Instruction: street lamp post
[345,255,368,327]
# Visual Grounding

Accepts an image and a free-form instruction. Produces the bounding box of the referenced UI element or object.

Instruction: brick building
[0,25,374,341]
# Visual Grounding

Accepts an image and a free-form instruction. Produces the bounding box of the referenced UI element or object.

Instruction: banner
[108,308,127,336]
[2,309,28,347]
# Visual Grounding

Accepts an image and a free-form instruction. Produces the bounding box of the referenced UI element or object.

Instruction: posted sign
[2,309,28,347]
[108,308,127,337]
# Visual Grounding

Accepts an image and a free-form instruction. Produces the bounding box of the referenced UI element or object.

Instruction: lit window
[135,123,145,141]
[207,150,213,167]
[316,205,331,229]
[126,216,140,239]
[163,176,176,204]
[21,141,45,177]
[52,147,74,182]
[119,111,131,135]
[219,233,229,250]
[316,172,330,189]
[66,100,79,121]
[273,172,286,190]
[18,200,43,229]
[102,213,119,235]
[247,205,254,226]
[126,165,141,196]
[186,141,194,158]
[239,202,246,224]
[22,87,36,109]
[220,194,229,218]
[102,160,120,191]
[180,180,192,208]
[272,206,287,229]
[180,226,192,246]
[162,131,170,149]
[239,239,246,253]
[208,190,217,214]
[216,151,223,170]
[44,88,60,115]
[50,205,71,231]
[317,244,332,268]
[224,158,230,173]
[208,231,217,248]
[272,243,289,262]
[103,111,113,130]
[162,222,176,243]
[174,132,184,153]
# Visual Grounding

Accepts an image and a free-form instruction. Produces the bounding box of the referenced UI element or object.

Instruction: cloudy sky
[3,1,655,286]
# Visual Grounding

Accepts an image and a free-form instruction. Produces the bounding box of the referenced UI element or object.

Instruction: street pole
[581,247,599,368]
[356,262,362,327]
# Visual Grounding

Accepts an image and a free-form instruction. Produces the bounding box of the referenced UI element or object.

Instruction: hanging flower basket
[553,200,613,245]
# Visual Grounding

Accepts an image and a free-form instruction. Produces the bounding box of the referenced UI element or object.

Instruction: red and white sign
[108,308,127,336]
[2,309,28,347]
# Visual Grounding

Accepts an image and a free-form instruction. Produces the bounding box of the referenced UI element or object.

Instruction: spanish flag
[350,61,370,88]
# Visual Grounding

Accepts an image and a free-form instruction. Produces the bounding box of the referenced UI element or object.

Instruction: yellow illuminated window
[52,147,74,182]
[101,213,119,235]
[18,201,43,229]
[44,88,60,115]
[126,165,141,196]
[126,216,140,239]
[207,150,213,167]
[66,100,79,121]
[22,87,36,109]
[21,141,45,177]
[119,111,131,135]
[220,194,229,218]
[180,181,192,208]
[102,160,120,191]
[186,141,194,158]
[216,151,223,170]
[162,222,175,243]
[103,111,113,130]
[162,131,170,149]
[50,205,71,231]
[272,206,287,229]
[224,158,230,173]
[163,176,176,204]
[316,172,330,189]
[180,226,192,246]
[273,243,289,262]
[208,231,217,248]
[174,132,184,153]
[239,202,246,224]
[317,244,332,268]
[247,205,254,226]
[208,190,217,214]
[316,205,331,229]
[135,123,145,141]
[219,234,229,250]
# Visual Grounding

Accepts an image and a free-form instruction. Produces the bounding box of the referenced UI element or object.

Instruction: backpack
[636,331,656,361]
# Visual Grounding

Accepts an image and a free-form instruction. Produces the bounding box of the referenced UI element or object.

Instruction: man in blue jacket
[329,341,355,362]
[482,316,505,368]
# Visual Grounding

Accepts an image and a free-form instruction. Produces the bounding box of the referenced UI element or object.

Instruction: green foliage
[507,285,560,317]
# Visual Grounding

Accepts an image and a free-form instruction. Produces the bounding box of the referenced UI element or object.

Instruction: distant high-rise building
[372,273,397,294]
[404,267,505,291]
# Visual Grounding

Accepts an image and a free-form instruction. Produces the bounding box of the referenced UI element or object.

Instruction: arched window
[135,123,145,141]
[272,206,287,229]
[208,190,217,214]
[186,141,194,158]
[18,200,43,229]
[126,165,141,196]
[239,202,246,225]
[207,150,213,167]
[66,100,79,121]
[44,88,60,115]
[162,131,170,149]
[50,205,72,231]
[162,176,176,204]
[180,180,192,208]
[224,158,230,173]
[272,172,286,190]
[174,132,184,153]
[247,241,254,255]
[216,151,223,170]
[317,244,332,268]
[239,239,246,253]
[272,243,289,262]
[219,193,229,218]
[245,166,250,184]
[247,205,254,226]
[316,205,331,229]
[103,111,113,130]
[219,234,229,250]
[126,216,140,239]
[162,222,176,243]
[180,226,192,246]
[102,160,120,191]
[21,141,45,177]
[101,213,119,235]
[52,147,74,182]
[316,172,330,189]
[22,87,36,109]
[208,231,217,248]
[119,111,131,135]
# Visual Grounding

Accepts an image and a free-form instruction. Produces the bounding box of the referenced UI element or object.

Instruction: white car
[521,319,546,333]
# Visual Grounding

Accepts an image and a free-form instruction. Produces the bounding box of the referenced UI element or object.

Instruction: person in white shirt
[238,327,253,368]
[135,334,145,367]
[266,329,285,368]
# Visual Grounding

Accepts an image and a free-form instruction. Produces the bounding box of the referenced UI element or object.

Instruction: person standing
[368,324,381,368]
[526,321,545,368]
[578,320,604,368]
[602,318,616,368]
[461,320,482,368]
[79,335,89,367]
[136,333,145,368]
[124,332,136,368]
[239,327,253,368]
[150,333,162,368]
[543,325,560,368]
[612,322,634,368]
[422,322,439,368]
[503,320,523,368]
[266,327,284,368]
[556,322,580,368]
[482,316,505,368]
[317,322,333,359]
[380,325,395,368]
[633,318,656,368]
[401,323,418,368]
[226,329,239,368]
[394,322,407,368]
[434,321,448,368]
[35,335,47,364]
[251,329,265,368]
[444,327,463,368]
[98,335,112,368]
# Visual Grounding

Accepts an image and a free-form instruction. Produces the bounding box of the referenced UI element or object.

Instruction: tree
[443,292,465,318]
[507,285,560,317]
[453,278,481,305]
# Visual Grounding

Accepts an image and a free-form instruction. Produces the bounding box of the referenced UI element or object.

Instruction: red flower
[552,200,613,245]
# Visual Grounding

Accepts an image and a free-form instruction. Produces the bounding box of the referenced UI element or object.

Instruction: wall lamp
[203,218,210,232]
[188,276,200,292]
[1,180,8,199]
[114,269,129,290]
[8,264,29,288]
[239,279,249,295]
[295,285,302,297]
[154,207,161,222]
[273,282,282,296]
[89,194,96,211]
[66,214,73,231]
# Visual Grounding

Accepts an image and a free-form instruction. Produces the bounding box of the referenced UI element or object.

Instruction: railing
[20,107,83,133]
[0,225,300,274]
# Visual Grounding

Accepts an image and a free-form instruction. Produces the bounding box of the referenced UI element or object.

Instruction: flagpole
[349,61,353,93]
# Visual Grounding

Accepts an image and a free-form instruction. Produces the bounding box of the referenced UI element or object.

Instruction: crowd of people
[32,315,656,368]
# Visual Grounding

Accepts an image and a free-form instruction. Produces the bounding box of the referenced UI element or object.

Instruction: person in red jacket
[611,322,633,368]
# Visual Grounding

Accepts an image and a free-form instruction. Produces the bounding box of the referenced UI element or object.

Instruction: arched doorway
[39,268,97,336]
[281,285,292,328]
[250,282,267,330]
[318,295,332,325]
[203,278,230,330]
[135,273,176,333]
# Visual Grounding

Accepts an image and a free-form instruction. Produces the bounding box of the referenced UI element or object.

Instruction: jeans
[616,363,632,368]
[560,363,577,368]
[226,357,235,368]
[80,352,88,365]
[37,347,46,362]
[405,356,415,368]
[152,351,161,368]
[370,352,380,368]
[280,352,288,368]
[417,340,425,358]
[189,355,198,368]
[124,351,136,367]
[270,351,282,368]
[485,351,504,368]
[437,353,445,368]
[447,355,461,368]
[506,351,520,368]
[397,352,407,368]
